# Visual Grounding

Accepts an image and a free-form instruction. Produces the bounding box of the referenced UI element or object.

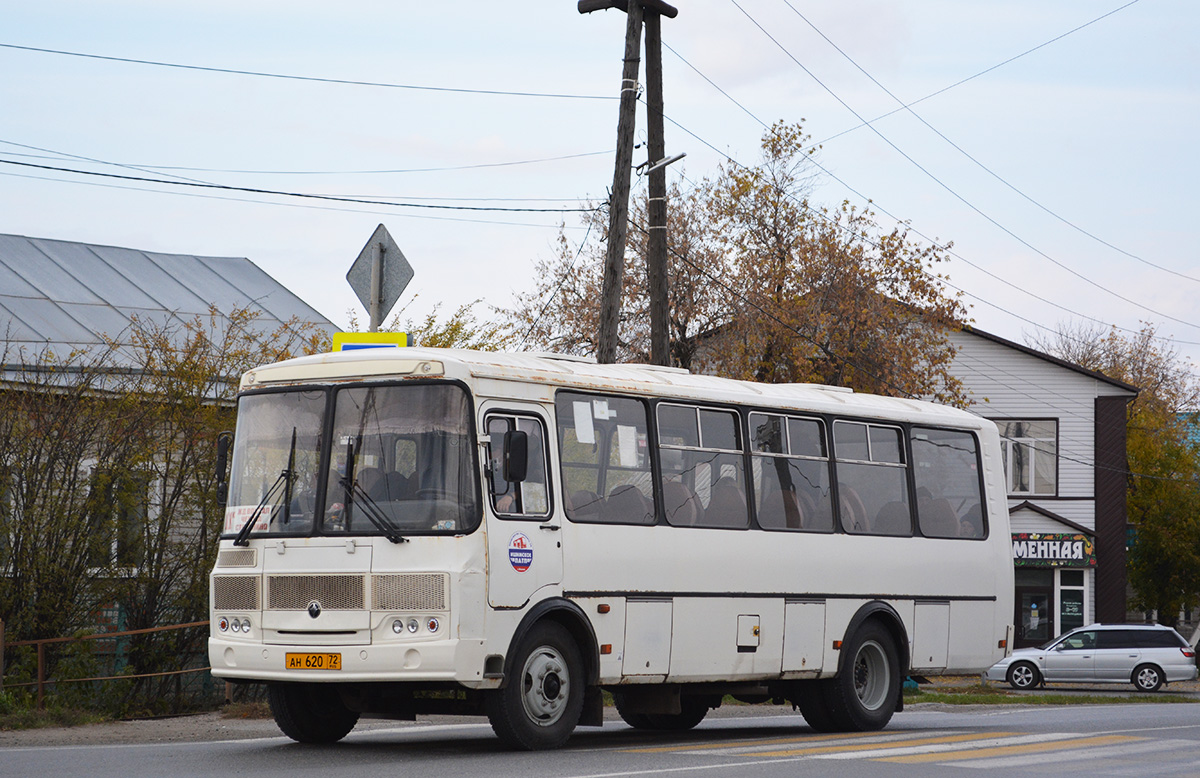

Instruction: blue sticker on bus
[508,532,533,573]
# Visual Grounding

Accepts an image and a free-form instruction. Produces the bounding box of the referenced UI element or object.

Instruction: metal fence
[0,618,213,711]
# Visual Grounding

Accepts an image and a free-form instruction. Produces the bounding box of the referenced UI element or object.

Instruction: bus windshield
[222,382,480,539]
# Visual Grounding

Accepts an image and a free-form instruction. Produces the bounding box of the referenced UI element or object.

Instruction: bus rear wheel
[267,682,360,744]
[823,621,900,731]
[486,622,585,750]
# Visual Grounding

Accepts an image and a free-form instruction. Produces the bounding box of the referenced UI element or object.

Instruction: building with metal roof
[0,233,334,376]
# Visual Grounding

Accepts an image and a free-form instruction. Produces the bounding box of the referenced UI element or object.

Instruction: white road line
[673,730,960,756]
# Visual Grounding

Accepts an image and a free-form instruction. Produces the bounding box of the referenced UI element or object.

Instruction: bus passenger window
[833,421,911,536]
[912,427,986,539]
[555,392,655,525]
[659,404,748,529]
[750,413,833,532]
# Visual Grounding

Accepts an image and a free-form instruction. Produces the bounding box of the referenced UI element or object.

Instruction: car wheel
[1006,661,1040,690]
[1132,663,1164,692]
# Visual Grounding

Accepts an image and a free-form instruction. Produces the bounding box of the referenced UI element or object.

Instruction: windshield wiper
[233,428,295,547]
[340,476,408,544]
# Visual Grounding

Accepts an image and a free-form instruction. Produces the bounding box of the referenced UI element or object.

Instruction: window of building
[87,469,150,569]
[996,420,1057,495]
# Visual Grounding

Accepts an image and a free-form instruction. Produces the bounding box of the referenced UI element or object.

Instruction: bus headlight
[217,617,229,632]
[426,618,440,633]
[407,619,419,634]
[392,619,404,634]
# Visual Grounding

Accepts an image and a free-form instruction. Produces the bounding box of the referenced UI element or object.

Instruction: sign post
[346,224,414,331]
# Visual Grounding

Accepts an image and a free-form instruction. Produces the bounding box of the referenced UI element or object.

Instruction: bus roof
[241,347,986,429]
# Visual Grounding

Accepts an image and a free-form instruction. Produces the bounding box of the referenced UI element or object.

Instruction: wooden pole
[369,242,384,332]
[37,641,44,711]
[644,11,669,367]
[594,1,644,364]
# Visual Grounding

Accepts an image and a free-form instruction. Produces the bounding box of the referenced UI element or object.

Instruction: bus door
[481,404,562,608]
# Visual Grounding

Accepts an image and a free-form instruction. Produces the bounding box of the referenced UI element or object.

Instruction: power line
[0,141,615,177]
[728,0,1200,334]
[0,170,587,230]
[0,42,616,101]
[0,159,594,214]
[779,0,1198,287]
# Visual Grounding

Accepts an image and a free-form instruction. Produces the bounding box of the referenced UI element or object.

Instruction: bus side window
[555,392,655,525]
[833,421,912,536]
[912,427,986,539]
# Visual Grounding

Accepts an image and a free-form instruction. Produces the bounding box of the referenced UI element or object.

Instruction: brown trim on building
[1093,395,1131,622]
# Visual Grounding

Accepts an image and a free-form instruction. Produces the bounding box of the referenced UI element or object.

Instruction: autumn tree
[1031,322,1200,626]
[506,121,969,404]
[0,307,324,712]
[505,182,727,369]
[704,122,968,403]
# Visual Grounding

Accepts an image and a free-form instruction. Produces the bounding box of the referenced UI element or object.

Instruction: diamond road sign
[346,224,413,325]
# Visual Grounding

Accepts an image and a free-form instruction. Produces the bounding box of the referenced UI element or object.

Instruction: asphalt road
[3,701,1200,778]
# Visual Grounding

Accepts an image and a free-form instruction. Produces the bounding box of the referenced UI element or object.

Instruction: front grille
[216,549,257,568]
[373,573,448,611]
[213,575,260,610]
[266,574,366,610]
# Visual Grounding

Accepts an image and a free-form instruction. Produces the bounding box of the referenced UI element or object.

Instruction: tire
[823,621,901,731]
[267,682,360,744]
[1132,663,1164,692]
[486,622,585,750]
[614,693,709,731]
[792,680,838,732]
[1006,661,1040,690]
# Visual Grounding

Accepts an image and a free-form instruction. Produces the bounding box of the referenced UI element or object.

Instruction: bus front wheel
[486,621,585,750]
[823,621,900,731]
[268,682,360,744]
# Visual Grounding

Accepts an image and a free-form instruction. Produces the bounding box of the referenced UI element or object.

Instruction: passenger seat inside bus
[602,484,653,523]
[662,481,702,525]
[566,490,603,520]
[703,477,747,527]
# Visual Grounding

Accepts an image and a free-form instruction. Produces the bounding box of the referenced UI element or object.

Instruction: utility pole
[580,0,678,364]
[644,10,669,366]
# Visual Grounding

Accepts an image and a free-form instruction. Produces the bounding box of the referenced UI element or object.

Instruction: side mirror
[503,430,529,483]
[215,431,232,507]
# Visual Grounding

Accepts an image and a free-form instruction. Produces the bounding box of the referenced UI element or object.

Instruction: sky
[2,0,1197,370]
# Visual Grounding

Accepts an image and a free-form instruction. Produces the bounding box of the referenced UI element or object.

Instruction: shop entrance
[1014,568,1054,648]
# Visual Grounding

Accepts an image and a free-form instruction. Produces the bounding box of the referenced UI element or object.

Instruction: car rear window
[1134,630,1187,649]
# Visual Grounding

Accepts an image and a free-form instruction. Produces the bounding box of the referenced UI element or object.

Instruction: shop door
[1015,586,1054,649]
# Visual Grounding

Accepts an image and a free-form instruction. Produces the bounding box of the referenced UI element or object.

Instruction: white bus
[209,347,1014,750]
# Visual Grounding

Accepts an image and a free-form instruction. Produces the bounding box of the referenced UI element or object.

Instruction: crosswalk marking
[942,738,1198,769]
[878,734,1139,763]
[737,731,1026,758]
[614,728,1200,771]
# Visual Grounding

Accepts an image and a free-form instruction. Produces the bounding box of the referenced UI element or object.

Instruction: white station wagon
[985,623,1197,692]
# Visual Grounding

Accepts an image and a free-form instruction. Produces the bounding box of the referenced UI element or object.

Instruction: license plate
[285,652,342,670]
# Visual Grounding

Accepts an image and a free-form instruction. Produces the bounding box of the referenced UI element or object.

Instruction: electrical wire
[779,0,1197,286]
[0,42,617,101]
[0,170,586,230]
[0,159,594,214]
[728,0,1200,333]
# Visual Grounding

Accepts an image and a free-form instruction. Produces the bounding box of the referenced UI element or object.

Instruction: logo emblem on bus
[307,601,322,618]
[508,532,533,573]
